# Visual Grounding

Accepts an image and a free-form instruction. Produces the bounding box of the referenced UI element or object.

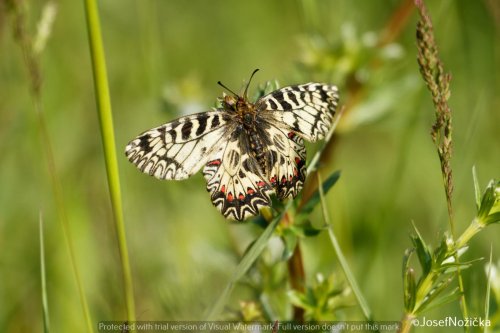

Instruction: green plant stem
[40,213,50,333]
[398,313,416,333]
[83,0,135,323]
[455,218,483,249]
[10,2,94,332]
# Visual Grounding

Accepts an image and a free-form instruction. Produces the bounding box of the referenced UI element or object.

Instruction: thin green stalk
[317,172,373,321]
[484,245,493,333]
[399,313,416,333]
[83,0,135,322]
[40,213,50,333]
[10,2,94,332]
[415,0,468,322]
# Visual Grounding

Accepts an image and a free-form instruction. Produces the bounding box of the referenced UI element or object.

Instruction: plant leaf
[402,248,416,312]
[472,166,481,211]
[484,212,500,226]
[299,170,341,216]
[478,180,499,220]
[411,223,432,275]
[420,287,461,314]
[289,220,324,237]
[417,277,455,313]
[281,229,298,261]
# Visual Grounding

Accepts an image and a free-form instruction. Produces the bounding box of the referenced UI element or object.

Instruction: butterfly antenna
[217,80,239,97]
[243,68,260,99]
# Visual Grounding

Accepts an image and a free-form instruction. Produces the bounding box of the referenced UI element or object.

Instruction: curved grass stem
[317,172,373,321]
[83,0,136,323]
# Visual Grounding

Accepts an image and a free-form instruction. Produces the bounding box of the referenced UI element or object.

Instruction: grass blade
[317,172,372,320]
[206,213,282,320]
[83,0,135,322]
[9,2,93,331]
[472,166,481,211]
[39,213,50,333]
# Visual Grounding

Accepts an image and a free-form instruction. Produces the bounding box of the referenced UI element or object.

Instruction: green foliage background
[0,0,499,332]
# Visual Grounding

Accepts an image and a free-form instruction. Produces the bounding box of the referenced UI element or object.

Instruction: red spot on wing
[289,175,293,181]
[257,181,266,188]
[294,157,301,165]
[220,185,226,193]
[207,159,221,166]
[281,176,286,184]
[293,168,298,176]
[270,176,277,185]
[288,132,295,139]
[227,192,234,202]
[238,193,245,200]
[247,188,255,195]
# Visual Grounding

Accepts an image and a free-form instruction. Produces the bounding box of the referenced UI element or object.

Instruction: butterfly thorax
[223,95,269,176]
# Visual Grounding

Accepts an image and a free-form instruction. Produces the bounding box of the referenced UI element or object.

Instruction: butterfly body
[126,77,339,221]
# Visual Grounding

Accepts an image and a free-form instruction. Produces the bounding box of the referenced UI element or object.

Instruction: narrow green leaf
[289,221,324,237]
[439,263,473,274]
[287,290,315,312]
[417,277,455,312]
[206,213,281,320]
[484,212,500,226]
[421,287,461,314]
[478,180,498,220]
[318,172,372,320]
[39,213,50,333]
[433,234,451,265]
[472,166,481,211]
[404,268,416,313]
[299,170,341,215]
[411,223,432,275]
[402,249,416,312]
[437,256,481,274]
[281,229,298,261]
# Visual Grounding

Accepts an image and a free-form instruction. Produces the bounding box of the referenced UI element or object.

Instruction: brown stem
[287,242,306,322]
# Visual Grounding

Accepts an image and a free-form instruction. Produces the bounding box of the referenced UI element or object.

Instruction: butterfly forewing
[125,111,232,180]
[258,83,339,142]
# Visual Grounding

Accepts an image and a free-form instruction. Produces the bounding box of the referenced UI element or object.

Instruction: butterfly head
[218,68,260,113]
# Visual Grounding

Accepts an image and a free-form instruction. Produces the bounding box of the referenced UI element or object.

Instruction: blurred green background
[1,0,499,332]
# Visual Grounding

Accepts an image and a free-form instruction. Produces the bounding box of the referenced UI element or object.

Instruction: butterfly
[125,69,339,221]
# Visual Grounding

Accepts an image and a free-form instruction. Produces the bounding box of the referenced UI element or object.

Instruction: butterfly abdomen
[247,128,268,175]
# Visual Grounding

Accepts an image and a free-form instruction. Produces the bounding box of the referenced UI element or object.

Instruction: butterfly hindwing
[264,126,307,200]
[258,83,339,142]
[203,135,273,221]
[125,111,231,180]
